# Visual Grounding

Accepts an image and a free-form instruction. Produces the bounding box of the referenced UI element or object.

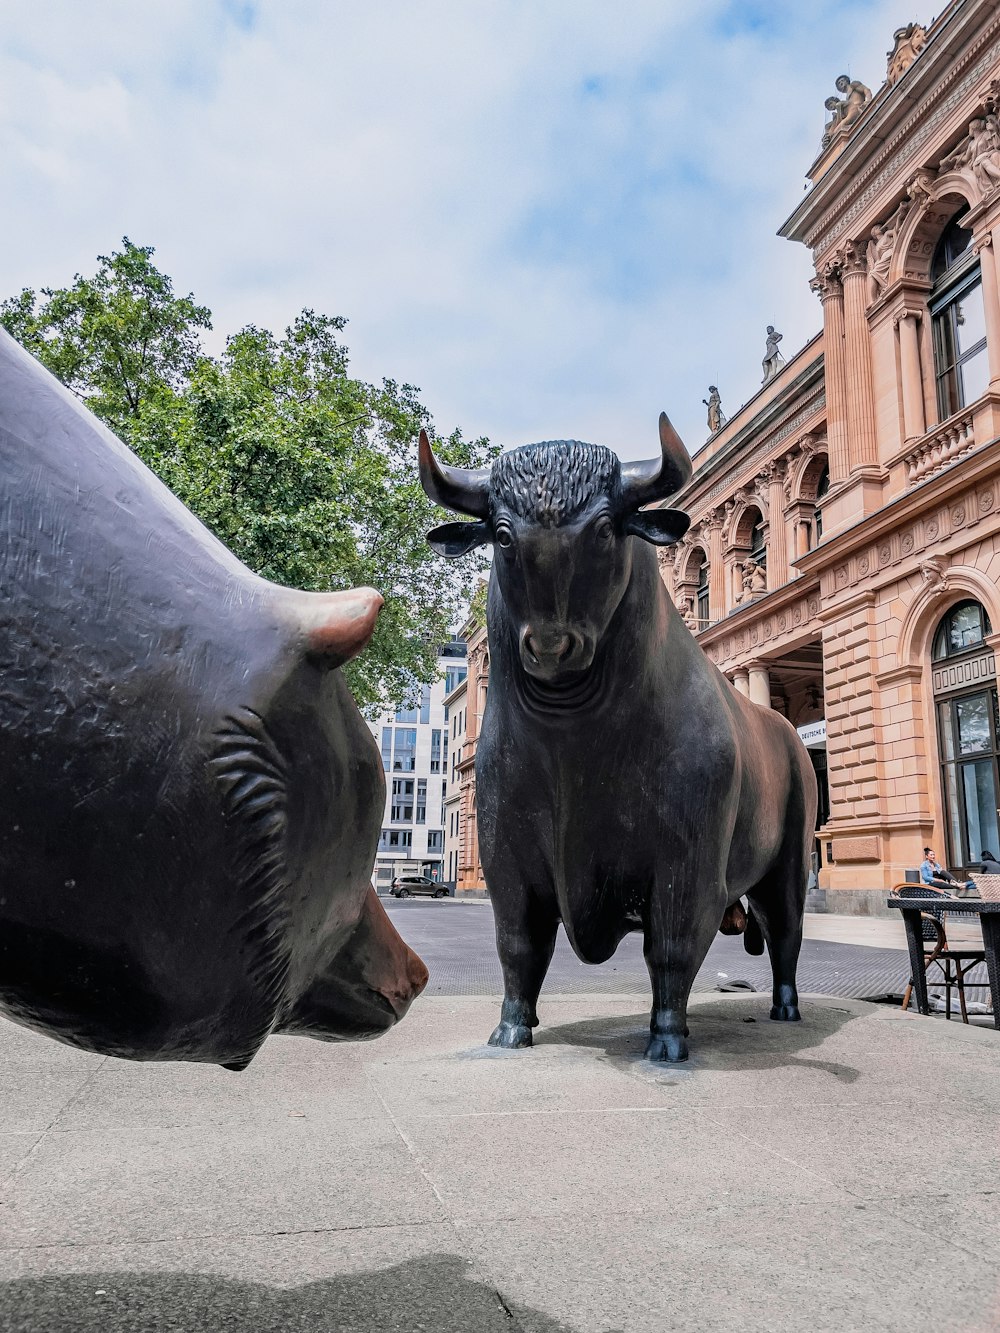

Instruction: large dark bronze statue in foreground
[421,416,817,1062]
[0,330,427,1067]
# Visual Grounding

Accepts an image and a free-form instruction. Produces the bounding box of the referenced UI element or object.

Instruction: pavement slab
[2,974,1000,1329]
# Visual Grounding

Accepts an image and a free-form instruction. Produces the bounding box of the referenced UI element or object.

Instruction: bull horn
[296,587,384,669]
[418,428,490,519]
[621,412,693,507]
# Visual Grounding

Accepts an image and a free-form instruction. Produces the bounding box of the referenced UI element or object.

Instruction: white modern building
[442,669,468,886]
[369,640,467,890]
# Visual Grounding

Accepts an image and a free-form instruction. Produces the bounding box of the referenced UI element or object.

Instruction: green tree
[1,238,211,440]
[2,248,493,714]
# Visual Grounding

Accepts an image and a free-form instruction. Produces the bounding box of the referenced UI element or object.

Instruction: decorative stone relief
[918,555,947,588]
[936,108,1000,200]
[886,23,928,87]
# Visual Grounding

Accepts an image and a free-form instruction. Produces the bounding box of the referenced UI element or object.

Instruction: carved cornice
[785,15,1000,256]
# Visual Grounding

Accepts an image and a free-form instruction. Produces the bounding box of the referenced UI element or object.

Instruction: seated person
[981,849,1000,875]
[920,846,975,897]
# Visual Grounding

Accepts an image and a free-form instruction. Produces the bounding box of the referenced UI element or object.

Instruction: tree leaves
[1,241,494,715]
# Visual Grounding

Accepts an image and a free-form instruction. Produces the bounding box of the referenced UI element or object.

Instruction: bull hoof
[770,1004,801,1022]
[488,1021,533,1049]
[645,1032,689,1062]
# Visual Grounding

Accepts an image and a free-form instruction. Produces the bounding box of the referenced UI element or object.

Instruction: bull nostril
[523,631,539,663]
[555,635,573,662]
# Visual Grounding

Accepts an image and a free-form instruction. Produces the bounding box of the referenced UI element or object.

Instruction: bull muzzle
[520,625,592,680]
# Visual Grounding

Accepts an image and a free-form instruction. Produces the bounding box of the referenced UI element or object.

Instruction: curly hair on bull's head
[489,442,622,528]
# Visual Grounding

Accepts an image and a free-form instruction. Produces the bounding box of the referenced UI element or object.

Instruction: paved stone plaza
[1,903,998,1331]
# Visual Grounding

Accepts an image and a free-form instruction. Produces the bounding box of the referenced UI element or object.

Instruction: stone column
[732,669,750,697]
[748,662,771,708]
[706,510,725,623]
[841,241,878,469]
[896,310,925,442]
[811,265,850,483]
[766,462,788,589]
[975,234,1000,389]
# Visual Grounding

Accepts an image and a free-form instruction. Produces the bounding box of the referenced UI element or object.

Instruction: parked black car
[390,875,449,898]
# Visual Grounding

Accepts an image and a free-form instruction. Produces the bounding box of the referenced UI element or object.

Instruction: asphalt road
[383,897,915,1003]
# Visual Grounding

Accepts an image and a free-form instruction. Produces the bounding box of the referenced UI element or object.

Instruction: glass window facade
[393,728,417,772]
[931,216,987,420]
[934,601,1000,872]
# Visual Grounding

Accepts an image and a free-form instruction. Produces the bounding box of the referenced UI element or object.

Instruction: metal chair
[890,883,988,1023]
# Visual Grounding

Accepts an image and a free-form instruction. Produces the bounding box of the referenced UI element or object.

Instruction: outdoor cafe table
[887,896,1000,1028]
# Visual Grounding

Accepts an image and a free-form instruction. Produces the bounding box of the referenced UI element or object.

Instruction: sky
[1,0,916,460]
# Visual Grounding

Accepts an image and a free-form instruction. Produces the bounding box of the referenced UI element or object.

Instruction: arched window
[932,599,992,659]
[749,512,766,571]
[696,556,710,627]
[931,213,988,419]
[932,599,999,872]
[813,466,830,545]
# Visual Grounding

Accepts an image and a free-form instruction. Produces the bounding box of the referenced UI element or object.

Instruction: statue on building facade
[970,115,1000,193]
[886,23,928,87]
[822,74,873,148]
[939,116,1000,194]
[702,385,726,433]
[761,326,784,383]
[866,218,897,300]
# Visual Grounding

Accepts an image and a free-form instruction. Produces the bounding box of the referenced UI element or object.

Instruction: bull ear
[625,507,690,546]
[426,521,490,558]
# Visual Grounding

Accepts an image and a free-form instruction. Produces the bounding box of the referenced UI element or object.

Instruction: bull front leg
[488,892,559,1049]
[643,872,726,1063]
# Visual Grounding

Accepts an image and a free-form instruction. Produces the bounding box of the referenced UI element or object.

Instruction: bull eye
[495,525,514,551]
[596,518,614,543]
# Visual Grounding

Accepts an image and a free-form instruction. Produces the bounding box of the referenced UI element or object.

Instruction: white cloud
[0,0,914,457]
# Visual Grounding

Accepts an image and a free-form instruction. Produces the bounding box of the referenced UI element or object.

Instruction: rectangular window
[380,727,392,772]
[378,828,413,851]
[391,778,414,823]
[430,728,442,773]
[445,665,468,695]
[427,829,444,852]
[419,684,431,725]
[416,778,427,824]
[393,728,417,772]
[395,704,418,724]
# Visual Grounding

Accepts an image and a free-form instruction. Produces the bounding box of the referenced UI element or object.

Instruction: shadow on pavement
[538,996,863,1081]
[0,1255,579,1333]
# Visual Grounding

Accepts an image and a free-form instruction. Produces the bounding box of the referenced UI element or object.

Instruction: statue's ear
[625,508,690,546]
[426,521,490,558]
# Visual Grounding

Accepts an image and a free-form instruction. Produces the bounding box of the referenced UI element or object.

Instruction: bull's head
[420,414,691,683]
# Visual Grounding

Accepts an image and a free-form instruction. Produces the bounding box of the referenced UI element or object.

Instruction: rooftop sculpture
[420,416,817,1062]
[822,74,872,149]
[0,329,427,1067]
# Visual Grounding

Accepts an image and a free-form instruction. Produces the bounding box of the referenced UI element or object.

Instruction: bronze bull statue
[0,329,427,1068]
[421,416,817,1062]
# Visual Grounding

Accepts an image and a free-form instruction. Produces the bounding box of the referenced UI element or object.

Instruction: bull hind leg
[747,861,807,1022]
[489,895,559,1049]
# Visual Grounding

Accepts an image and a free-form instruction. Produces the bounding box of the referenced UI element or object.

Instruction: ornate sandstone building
[664,0,1000,911]
[453,2,1000,910]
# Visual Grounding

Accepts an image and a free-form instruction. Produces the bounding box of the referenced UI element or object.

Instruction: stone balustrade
[903,407,977,486]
